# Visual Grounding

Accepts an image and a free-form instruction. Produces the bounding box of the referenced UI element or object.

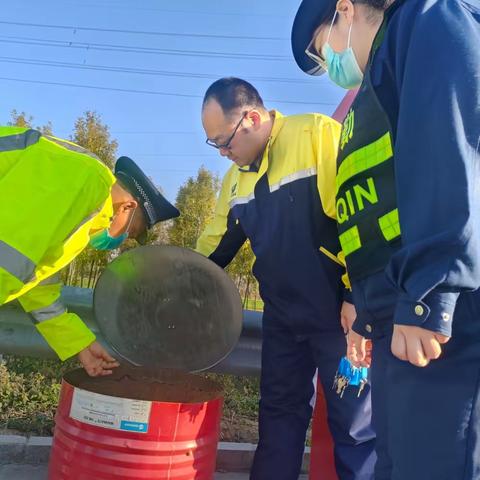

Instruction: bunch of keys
[333,357,369,398]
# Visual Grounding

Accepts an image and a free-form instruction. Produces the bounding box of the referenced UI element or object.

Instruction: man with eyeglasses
[196,77,375,480]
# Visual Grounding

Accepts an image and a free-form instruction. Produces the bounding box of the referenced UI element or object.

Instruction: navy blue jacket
[353,0,480,337]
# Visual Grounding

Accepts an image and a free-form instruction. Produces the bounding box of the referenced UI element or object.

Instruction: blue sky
[1,0,344,201]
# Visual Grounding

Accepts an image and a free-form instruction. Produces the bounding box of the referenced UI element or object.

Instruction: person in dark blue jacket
[292,0,480,478]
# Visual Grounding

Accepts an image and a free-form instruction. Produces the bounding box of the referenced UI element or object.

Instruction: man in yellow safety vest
[0,126,179,376]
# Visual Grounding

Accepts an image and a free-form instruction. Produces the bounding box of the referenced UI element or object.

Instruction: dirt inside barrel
[64,365,223,403]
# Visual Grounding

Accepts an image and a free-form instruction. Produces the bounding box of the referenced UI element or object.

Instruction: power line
[0,76,336,106]
[0,35,289,61]
[0,20,286,41]
[0,76,200,98]
[58,3,289,18]
[0,55,318,85]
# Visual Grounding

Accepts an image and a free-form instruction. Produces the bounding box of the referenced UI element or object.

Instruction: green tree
[39,121,54,136]
[71,111,118,169]
[226,241,260,308]
[169,167,261,310]
[169,167,220,249]
[64,111,119,288]
[8,110,53,135]
[8,109,33,128]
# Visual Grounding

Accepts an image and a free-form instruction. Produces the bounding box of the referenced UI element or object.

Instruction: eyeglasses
[205,112,247,150]
[304,11,338,71]
[305,35,327,70]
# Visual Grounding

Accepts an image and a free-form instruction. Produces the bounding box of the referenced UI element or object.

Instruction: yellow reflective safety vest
[0,126,116,360]
[335,24,400,283]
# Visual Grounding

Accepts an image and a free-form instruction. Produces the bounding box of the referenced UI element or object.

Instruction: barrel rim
[63,367,224,405]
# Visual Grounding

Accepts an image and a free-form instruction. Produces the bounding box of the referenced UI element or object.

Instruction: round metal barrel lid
[93,245,243,372]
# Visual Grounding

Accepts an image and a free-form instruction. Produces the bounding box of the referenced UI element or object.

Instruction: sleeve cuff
[352,317,369,336]
[36,312,96,361]
[342,283,353,303]
[394,291,459,337]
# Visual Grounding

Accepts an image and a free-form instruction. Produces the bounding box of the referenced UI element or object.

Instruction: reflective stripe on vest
[336,132,393,194]
[339,209,401,257]
[269,167,317,193]
[379,209,401,242]
[335,18,402,281]
[339,225,362,256]
[44,135,101,161]
[0,129,41,152]
[339,208,401,257]
[30,300,66,323]
[38,274,62,286]
[0,240,36,283]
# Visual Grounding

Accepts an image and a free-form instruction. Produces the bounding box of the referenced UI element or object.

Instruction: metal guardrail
[0,286,262,376]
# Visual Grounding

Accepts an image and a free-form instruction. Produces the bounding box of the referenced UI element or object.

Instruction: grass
[0,355,259,441]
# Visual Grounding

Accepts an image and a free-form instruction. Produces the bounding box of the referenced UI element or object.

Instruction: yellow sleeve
[313,115,352,292]
[0,267,26,305]
[196,170,247,268]
[17,275,95,361]
[314,115,342,220]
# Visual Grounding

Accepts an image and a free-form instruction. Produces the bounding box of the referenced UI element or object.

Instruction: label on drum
[70,388,152,433]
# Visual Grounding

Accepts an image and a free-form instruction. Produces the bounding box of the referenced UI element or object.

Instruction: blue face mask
[89,229,128,250]
[323,12,364,90]
[89,208,136,251]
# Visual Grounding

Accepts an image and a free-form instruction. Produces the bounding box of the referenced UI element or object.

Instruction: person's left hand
[77,341,120,377]
[340,301,357,335]
[347,329,372,368]
[391,325,450,367]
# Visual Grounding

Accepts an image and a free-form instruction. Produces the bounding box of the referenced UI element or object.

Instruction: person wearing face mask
[197,77,376,480]
[292,0,480,478]
[0,127,179,377]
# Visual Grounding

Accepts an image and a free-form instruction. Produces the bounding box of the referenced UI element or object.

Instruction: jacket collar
[238,110,284,174]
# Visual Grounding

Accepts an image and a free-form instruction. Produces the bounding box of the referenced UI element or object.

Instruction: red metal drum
[309,383,338,480]
[48,368,223,480]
